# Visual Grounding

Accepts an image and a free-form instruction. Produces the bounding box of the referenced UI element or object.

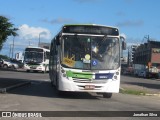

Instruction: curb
[145,93,160,97]
[0,68,26,72]
[0,81,31,93]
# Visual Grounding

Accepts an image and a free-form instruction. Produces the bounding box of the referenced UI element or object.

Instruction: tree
[0,16,18,51]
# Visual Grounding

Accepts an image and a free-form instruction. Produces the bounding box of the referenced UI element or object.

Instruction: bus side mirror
[120,36,126,50]
[122,41,126,50]
[44,53,46,61]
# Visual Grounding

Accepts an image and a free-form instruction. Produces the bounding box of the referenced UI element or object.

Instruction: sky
[0,0,160,57]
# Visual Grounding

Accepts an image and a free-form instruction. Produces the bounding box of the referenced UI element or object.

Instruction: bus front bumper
[58,76,120,93]
[24,64,45,72]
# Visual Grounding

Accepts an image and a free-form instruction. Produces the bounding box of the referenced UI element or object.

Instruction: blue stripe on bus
[95,73,114,79]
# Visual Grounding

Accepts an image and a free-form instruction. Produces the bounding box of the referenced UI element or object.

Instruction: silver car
[1,59,19,69]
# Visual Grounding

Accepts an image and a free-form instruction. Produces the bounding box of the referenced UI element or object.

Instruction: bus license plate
[84,85,95,90]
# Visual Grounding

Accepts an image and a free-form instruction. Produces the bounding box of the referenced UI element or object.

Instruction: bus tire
[103,93,112,98]
[57,90,66,96]
[26,70,30,72]
[42,66,47,73]
[51,80,56,88]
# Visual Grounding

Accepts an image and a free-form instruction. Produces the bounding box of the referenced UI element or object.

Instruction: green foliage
[0,16,18,51]
[120,89,146,95]
[0,54,9,59]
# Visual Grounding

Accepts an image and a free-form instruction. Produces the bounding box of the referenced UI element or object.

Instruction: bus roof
[63,24,118,29]
[62,24,119,36]
[25,46,50,51]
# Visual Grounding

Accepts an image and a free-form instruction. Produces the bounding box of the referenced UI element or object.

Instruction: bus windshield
[24,51,43,63]
[62,35,120,70]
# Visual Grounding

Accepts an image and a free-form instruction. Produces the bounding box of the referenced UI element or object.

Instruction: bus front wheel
[103,93,112,98]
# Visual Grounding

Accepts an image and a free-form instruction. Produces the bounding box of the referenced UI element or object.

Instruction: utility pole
[9,44,12,58]
[144,35,150,42]
[127,47,130,67]
[12,36,15,59]
[38,33,41,47]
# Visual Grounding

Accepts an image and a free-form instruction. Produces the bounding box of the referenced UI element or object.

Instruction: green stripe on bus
[66,70,92,79]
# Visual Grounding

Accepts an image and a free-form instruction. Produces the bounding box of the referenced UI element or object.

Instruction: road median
[120,84,160,96]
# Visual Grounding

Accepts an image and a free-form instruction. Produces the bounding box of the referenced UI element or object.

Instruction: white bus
[49,24,126,98]
[24,46,50,73]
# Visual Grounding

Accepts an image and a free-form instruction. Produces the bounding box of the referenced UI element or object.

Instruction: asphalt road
[0,70,160,120]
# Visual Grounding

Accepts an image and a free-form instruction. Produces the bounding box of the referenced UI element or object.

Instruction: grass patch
[120,89,146,95]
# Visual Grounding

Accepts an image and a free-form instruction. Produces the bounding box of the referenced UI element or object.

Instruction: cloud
[18,24,52,40]
[1,24,52,56]
[41,18,75,25]
[116,20,144,27]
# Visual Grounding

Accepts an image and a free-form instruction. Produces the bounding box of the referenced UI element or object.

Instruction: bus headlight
[61,69,65,73]
[61,68,69,79]
[116,72,119,75]
[39,65,43,67]
[24,64,29,68]
[63,73,67,77]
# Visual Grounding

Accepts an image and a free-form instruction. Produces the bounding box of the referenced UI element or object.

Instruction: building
[133,41,160,65]
[131,45,139,63]
[133,40,160,78]
[127,44,139,67]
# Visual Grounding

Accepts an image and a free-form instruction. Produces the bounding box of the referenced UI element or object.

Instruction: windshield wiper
[102,35,108,42]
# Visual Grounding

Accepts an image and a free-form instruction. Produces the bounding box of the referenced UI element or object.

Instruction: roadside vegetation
[0,16,18,51]
[120,88,146,95]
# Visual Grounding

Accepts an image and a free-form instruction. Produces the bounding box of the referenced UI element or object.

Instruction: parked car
[0,58,3,67]
[10,59,24,68]
[1,59,19,69]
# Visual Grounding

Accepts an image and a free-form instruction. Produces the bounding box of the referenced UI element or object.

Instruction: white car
[2,59,19,69]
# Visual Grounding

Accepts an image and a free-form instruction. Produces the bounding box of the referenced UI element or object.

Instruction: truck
[133,64,159,78]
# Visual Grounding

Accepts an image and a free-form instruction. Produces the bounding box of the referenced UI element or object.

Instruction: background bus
[49,24,126,98]
[24,46,50,73]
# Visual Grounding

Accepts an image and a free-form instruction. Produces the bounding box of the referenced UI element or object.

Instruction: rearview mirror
[122,41,126,50]
[120,36,126,50]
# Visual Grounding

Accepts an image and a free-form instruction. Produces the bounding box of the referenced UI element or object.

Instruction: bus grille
[73,78,107,84]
